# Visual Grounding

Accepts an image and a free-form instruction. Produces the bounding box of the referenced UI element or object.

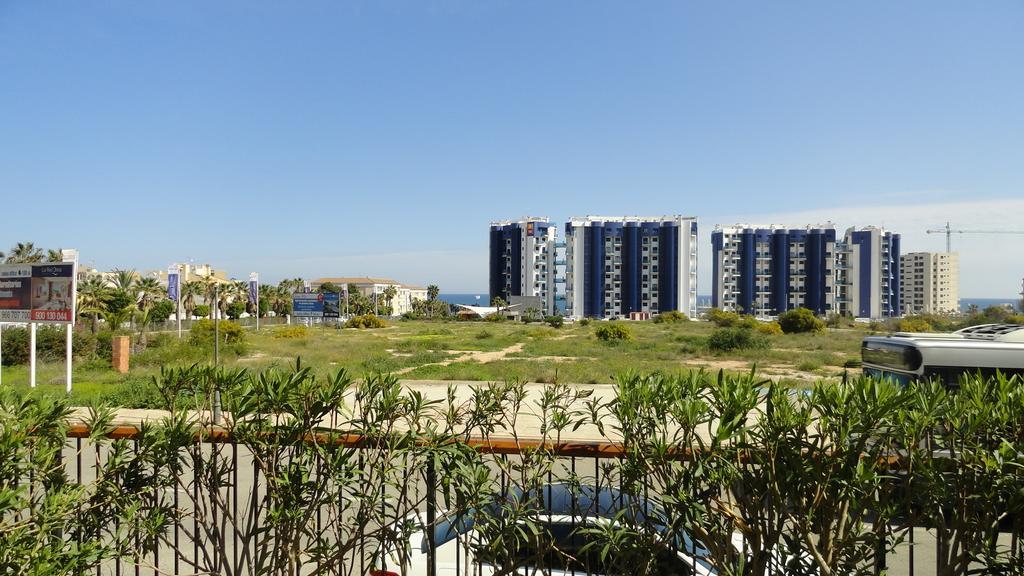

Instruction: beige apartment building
[900,252,960,315]
[310,277,427,316]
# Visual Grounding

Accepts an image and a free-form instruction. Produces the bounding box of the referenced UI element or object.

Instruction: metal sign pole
[214,283,220,365]
[177,266,182,339]
[65,249,77,394]
[65,324,72,393]
[29,322,36,388]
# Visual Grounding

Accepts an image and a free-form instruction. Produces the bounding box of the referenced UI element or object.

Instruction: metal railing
[53,423,1024,576]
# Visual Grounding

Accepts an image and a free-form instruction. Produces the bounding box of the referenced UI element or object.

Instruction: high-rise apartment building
[900,252,960,315]
[489,218,557,315]
[711,225,836,316]
[835,227,901,319]
[564,216,698,319]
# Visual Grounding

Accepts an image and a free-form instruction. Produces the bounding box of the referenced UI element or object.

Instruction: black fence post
[426,457,437,576]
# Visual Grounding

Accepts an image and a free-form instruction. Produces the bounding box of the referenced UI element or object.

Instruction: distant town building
[564,216,698,319]
[149,263,231,287]
[835,227,901,319]
[900,252,960,315]
[310,277,427,317]
[711,224,837,317]
[489,218,557,316]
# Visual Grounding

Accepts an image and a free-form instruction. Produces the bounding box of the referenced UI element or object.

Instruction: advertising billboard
[292,292,324,318]
[322,292,340,318]
[0,263,76,323]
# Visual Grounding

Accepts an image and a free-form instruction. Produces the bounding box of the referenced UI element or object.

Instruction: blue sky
[2,1,1022,296]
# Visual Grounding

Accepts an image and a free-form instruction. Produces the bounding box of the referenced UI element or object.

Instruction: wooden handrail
[64,423,636,458]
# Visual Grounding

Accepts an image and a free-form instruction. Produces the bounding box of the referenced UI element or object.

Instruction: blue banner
[167,273,179,301]
[248,280,258,304]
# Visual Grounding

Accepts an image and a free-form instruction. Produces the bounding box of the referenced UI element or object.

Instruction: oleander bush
[9,365,1024,575]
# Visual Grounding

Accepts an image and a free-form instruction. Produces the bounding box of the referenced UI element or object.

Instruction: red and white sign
[0,262,76,324]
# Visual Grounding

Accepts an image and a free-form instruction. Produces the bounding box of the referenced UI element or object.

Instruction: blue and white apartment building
[711,225,837,317]
[836,226,901,319]
[564,216,698,319]
[712,224,901,319]
[489,218,558,316]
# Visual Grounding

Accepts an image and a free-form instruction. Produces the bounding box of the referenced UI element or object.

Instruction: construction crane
[926,221,1024,253]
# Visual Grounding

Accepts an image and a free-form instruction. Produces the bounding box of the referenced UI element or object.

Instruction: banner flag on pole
[167,265,179,301]
[248,273,259,304]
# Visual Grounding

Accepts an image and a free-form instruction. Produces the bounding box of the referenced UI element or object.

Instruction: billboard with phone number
[0,263,76,323]
[291,292,324,318]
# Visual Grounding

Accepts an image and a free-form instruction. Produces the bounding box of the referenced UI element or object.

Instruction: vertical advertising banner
[167,265,179,301]
[248,272,259,304]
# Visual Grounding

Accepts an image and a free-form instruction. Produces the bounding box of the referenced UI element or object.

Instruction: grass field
[0,318,868,405]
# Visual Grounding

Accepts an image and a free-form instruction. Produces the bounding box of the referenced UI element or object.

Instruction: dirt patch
[680,359,837,384]
[394,343,529,375]
[238,353,292,363]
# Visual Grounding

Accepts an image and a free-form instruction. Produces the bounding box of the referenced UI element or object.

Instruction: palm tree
[103,307,132,332]
[382,285,398,316]
[181,281,202,318]
[426,284,440,317]
[46,249,64,263]
[109,268,138,292]
[266,285,290,316]
[278,278,304,295]
[135,277,164,311]
[134,308,154,349]
[5,242,44,263]
[77,275,111,333]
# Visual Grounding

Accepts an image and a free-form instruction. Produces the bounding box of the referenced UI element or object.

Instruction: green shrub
[483,313,505,322]
[190,319,246,345]
[273,325,309,339]
[595,323,632,341]
[578,318,592,327]
[756,321,784,335]
[545,315,564,329]
[707,327,770,352]
[777,308,826,334]
[193,304,210,318]
[897,316,934,333]
[797,360,822,372]
[475,329,493,340]
[705,308,739,327]
[0,326,97,365]
[149,300,175,323]
[226,301,246,320]
[98,377,166,409]
[345,314,387,329]
[654,310,689,323]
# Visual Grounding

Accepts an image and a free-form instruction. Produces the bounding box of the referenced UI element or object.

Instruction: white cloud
[702,197,1024,298]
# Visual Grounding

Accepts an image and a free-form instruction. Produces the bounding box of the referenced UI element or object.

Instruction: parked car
[371,483,721,576]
